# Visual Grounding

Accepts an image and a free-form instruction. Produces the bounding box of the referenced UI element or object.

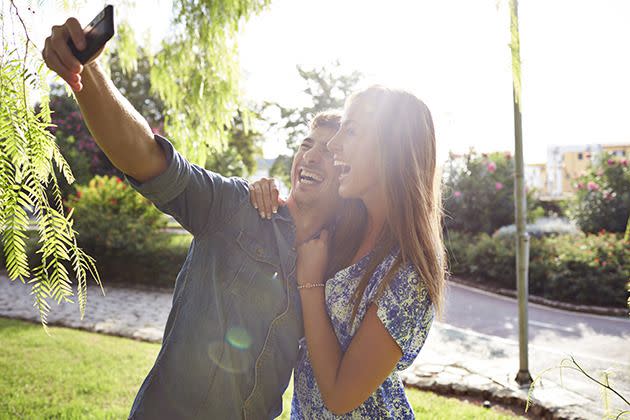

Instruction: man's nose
[303,146,321,164]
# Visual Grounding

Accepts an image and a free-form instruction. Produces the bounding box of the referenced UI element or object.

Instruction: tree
[269,61,362,185]
[205,109,264,178]
[0,0,270,325]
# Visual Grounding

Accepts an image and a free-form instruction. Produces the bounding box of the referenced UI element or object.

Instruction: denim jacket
[126,135,302,419]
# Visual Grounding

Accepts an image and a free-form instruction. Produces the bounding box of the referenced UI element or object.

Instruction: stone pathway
[0,277,169,342]
[0,275,600,419]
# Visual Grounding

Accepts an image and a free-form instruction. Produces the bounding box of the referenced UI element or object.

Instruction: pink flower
[576,182,585,190]
[622,159,628,167]
[454,191,462,198]
[607,159,615,166]
[487,162,497,173]
[604,191,616,201]
[587,181,599,191]
[495,182,504,191]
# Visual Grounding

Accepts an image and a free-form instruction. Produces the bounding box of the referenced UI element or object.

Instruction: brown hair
[347,86,447,323]
[310,111,342,131]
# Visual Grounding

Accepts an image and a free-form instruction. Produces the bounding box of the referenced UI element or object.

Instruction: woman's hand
[249,177,285,219]
[297,229,329,287]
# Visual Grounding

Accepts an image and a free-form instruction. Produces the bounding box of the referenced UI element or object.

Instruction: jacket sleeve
[123,134,249,236]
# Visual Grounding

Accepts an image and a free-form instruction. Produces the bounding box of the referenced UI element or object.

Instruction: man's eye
[301,143,312,150]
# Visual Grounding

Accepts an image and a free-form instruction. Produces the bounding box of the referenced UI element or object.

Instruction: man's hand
[42,18,104,92]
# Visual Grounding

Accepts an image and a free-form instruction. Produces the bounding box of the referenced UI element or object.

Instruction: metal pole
[510,0,533,386]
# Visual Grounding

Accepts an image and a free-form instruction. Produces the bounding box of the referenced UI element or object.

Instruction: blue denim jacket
[125,135,302,419]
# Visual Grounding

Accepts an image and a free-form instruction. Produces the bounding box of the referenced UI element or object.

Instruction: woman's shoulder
[370,249,425,294]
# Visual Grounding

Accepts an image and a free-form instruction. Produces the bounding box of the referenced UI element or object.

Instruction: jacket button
[256,247,264,257]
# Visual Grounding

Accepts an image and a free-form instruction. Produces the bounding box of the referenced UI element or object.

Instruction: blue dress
[291,250,435,419]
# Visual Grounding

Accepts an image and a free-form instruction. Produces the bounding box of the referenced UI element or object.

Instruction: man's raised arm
[42,18,167,183]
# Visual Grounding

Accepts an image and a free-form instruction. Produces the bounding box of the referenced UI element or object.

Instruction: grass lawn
[0,317,521,419]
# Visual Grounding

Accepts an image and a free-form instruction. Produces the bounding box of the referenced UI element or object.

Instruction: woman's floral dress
[291,249,435,419]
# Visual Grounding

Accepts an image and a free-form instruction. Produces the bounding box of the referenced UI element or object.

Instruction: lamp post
[509,0,533,387]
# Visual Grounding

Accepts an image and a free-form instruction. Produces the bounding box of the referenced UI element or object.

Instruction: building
[524,163,548,195]
[541,142,630,198]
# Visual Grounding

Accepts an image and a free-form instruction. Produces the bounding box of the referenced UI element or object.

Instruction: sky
[13,0,630,164]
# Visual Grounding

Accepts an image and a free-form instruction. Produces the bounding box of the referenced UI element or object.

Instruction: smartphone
[67,5,115,64]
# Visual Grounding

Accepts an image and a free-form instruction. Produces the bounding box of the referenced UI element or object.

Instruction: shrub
[443,150,544,234]
[493,217,581,239]
[446,231,629,307]
[65,175,168,256]
[568,153,630,233]
[94,233,191,288]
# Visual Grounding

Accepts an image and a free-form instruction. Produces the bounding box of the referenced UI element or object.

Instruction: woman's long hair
[348,86,447,324]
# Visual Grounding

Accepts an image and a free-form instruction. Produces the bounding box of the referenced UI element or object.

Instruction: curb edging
[449,276,628,317]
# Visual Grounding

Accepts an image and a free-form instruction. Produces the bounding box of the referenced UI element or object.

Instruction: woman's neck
[351,190,387,264]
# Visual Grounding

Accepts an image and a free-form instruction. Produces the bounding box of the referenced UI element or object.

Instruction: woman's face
[327,100,381,201]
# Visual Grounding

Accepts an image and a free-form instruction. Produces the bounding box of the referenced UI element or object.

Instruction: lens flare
[226,326,252,350]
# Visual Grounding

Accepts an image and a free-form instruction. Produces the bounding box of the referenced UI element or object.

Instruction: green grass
[0,318,520,419]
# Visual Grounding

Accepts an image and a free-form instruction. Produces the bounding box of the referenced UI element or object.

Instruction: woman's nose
[327,132,341,153]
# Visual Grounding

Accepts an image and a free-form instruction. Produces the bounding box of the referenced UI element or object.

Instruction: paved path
[443,283,630,409]
[1,275,627,419]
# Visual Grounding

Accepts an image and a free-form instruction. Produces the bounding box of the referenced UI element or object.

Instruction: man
[42,18,347,419]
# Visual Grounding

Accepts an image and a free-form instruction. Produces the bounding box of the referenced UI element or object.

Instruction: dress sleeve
[123,134,249,236]
[375,265,434,370]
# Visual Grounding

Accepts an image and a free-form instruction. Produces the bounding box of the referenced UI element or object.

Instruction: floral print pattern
[291,249,434,419]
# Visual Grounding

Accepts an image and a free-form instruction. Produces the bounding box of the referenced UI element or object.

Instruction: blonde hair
[348,85,447,322]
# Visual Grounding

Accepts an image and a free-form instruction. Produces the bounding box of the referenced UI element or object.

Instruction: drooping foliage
[1,0,270,324]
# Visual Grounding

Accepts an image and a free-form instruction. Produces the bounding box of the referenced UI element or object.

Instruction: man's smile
[298,168,325,186]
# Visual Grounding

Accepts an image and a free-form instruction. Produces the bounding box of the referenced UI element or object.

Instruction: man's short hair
[309,111,341,131]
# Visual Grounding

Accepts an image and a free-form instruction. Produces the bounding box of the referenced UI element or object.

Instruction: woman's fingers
[270,182,280,214]
[249,178,284,220]
[249,184,258,209]
[261,180,273,219]
[253,183,265,218]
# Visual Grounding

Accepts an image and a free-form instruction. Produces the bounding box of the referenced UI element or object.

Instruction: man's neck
[285,196,332,246]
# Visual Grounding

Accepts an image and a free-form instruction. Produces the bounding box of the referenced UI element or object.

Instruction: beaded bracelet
[297,283,325,290]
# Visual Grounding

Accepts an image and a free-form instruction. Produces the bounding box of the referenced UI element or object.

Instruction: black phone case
[67,5,115,64]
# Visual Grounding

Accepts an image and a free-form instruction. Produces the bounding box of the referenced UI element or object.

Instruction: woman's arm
[297,231,402,415]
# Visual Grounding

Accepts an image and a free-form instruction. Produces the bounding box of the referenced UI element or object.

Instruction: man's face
[289,126,340,208]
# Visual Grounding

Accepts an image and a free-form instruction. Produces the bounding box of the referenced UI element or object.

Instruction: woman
[251,86,446,418]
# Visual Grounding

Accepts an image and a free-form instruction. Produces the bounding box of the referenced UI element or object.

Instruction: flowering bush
[443,150,544,234]
[65,175,167,255]
[446,231,629,307]
[49,92,119,180]
[568,153,630,233]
